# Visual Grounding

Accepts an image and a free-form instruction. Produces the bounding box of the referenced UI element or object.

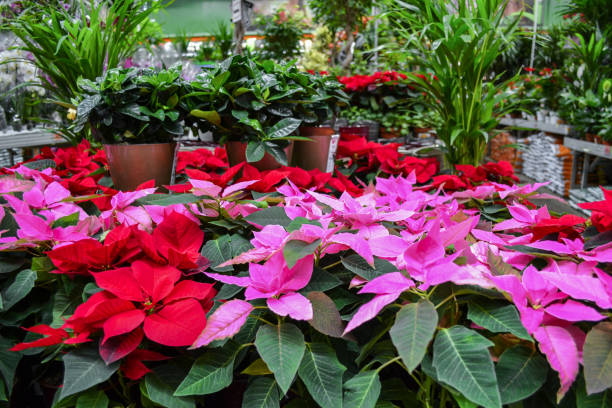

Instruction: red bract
[47,224,139,276]
[579,187,612,232]
[120,349,169,380]
[65,261,215,362]
[529,214,586,242]
[432,175,467,191]
[10,324,90,351]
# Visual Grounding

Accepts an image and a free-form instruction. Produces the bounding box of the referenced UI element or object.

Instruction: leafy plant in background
[213,20,234,61]
[186,55,347,165]
[309,0,373,70]
[4,0,171,143]
[73,66,189,144]
[386,0,525,168]
[255,8,306,62]
[301,26,333,73]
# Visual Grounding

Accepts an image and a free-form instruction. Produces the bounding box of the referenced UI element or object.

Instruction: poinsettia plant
[0,142,610,408]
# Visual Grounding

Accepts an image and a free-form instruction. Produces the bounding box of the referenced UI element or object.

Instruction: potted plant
[187,55,323,170]
[73,66,188,190]
[292,72,349,172]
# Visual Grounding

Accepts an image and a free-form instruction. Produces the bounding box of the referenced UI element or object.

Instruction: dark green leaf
[0,257,25,274]
[495,346,547,404]
[583,322,612,395]
[75,389,109,408]
[0,336,21,391]
[300,267,341,294]
[246,141,266,163]
[174,343,238,396]
[267,118,302,139]
[298,342,346,407]
[283,239,320,269]
[255,323,305,395]
[467,299,531,341]
[390,299,438,372]
[433,326,501,408]
[1,269,36,311]
[576,376,612,408]
[242,377,281,408]
[343,371,381,408]
[287,217,322,232]
[60,348,119,400]
[201,235,232,272]
[31,256,54,273]
[190,109,221,126]
[341,255,396,281]
[146,372,195,408]
[245,207,292,228]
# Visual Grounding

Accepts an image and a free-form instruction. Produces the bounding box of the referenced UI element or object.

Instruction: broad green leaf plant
[385,0,524,168]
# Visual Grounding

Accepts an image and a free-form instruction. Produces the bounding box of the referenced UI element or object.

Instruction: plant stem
[375,356,402,373]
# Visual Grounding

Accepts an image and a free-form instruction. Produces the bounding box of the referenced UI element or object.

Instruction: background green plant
[5,0,171,143]
[385,0,525,168]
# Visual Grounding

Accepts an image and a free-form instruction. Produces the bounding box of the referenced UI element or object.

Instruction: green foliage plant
[186,56,347,165]
[256,8,306,62]
[73,66,188,144]
[5,0,171,143]
[385,0,524,168]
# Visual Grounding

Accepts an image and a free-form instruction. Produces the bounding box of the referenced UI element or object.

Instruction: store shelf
[499,118,572,136]
[563,137,612,160]
[0,129,66,149]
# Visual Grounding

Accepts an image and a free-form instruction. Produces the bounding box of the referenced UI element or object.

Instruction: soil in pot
[104,142,177,191]
[225,141,293,171]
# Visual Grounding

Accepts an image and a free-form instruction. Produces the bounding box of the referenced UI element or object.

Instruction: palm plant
[384,0,524,168]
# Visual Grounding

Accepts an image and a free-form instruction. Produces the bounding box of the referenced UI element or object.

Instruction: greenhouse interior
[0,0,611,407]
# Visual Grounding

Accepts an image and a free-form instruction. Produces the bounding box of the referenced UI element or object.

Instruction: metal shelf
[499,118,572,136]
[563,137,612,160]
[0,129,66,149]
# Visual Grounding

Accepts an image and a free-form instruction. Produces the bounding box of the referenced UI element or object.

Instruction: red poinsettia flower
[529,214,586,241]
[47,224,140,276]
[10,324,90,351]
[579,187,612,232]
[456,164,487,183]
[65,261,215,363]
[431,175,467,191]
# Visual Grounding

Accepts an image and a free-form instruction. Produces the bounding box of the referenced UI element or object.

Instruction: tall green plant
[6,0,171,142]
[385,0,523,167]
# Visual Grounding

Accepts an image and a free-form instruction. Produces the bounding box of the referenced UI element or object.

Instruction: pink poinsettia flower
[493,203,550,231]
[100,188,156,231]
[526,238,612,263]
[13,212,96,245]
[206,252,314,320]
[344,272,415,334]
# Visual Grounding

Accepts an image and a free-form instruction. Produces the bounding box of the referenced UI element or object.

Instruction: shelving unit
[0,129,66,149]
[498,117,572,136]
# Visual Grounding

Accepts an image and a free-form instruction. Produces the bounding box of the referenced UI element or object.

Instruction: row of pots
[104,126,340,191]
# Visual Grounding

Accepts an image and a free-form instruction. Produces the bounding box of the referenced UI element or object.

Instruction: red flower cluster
[13,212,216,380]
[176,147,228,173]
[336,136,438,183]
[173,161,363,196]
[579,187,612,232]
[432,161,519,191]
[339,71,408,92]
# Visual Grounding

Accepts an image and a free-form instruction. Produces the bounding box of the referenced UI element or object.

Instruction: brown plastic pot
[225,141,293,171]
[104,142,177,191]
[292,126,339,172]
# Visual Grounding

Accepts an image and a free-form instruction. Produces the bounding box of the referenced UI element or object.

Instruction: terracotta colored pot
[339,126,369,141]
[104,143,177,191]
[292,126,340,172]
[225,141,293,171]
[380,127,400,139]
